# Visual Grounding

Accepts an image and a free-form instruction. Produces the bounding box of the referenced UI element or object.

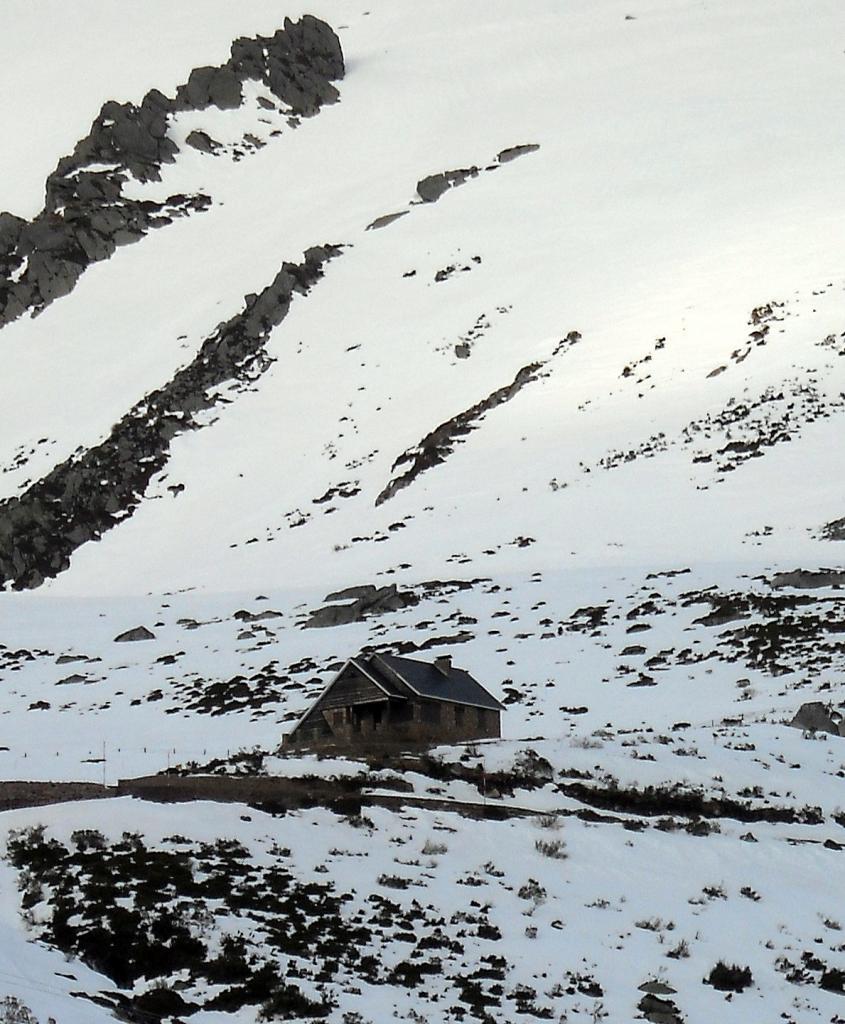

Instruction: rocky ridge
[0,15,343,328]
[0,245,341,589]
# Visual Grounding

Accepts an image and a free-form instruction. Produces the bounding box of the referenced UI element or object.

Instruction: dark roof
[349,656,408,699]
[372,653,504,712]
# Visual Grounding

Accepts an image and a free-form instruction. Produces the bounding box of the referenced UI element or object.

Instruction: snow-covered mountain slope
[0,2,844,1022]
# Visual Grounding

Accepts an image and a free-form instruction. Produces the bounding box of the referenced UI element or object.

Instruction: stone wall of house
[285,697,500,753]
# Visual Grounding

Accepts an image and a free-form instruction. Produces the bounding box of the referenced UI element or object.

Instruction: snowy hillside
[0,1,844,1022]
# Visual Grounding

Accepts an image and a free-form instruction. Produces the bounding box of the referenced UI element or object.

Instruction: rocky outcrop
[789,701,844,737]
[497,143,540,163]
[0,245,341,590]
[303,584,419,628]
[769,568,845,589]
[414,144,539,203]
[821,517,845,541]
[637,981,683,1024]
[376,331,581,505]
[0,16,344,329]
[416,167,480,203]
[114,626,156,643]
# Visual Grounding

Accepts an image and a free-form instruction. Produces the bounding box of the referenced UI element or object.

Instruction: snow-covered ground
[1,1,844,1021]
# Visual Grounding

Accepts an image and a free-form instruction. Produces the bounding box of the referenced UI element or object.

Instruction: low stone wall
[0,781,110,812]
[114,773,367,810]
[0,776,542,824]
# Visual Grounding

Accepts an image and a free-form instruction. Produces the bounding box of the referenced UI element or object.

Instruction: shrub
[422,840,448,856]
[0,996,38,1024]
[821,968,845,994]
[517,879,547,904]
[535,839,567,860]
[705,961,753,992]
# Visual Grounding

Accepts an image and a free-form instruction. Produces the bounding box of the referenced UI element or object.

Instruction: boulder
[789,701,843,736]
[497,143,540,163]
[304,584,418,628]
[185,130,221,154]
[114,626,156,643]
[417,173,450,203]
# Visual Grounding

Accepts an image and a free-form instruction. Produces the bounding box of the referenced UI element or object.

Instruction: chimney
[434,655,452,676]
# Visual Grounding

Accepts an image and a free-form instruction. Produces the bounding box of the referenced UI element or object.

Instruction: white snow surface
[1,2,844,1022]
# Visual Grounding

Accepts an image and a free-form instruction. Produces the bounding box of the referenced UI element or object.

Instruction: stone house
[283,653,503,752]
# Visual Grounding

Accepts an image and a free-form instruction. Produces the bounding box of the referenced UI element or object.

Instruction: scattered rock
[416,166,479,203]
[304,584,419,628]
[366,211,409,230]
[114,626,156,643]
[376,333,582,505]
[820,517,845,541]
[769,568,845,589]
[497,143,539,163]
[637,987,683,1024]
[185,130,221,154]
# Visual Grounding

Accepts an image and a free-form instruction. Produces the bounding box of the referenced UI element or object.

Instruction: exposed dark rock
[680,585,845,677]
[821,517,845,541]
[185,129,222,154]
[376,332,581,505]
[497,143,540,163]
[304,584,419,628]
[790,701,844,737]
[114,626,156,643]
[56,673,87,685]
[325,584,386,602]
[177,65,243,110]
[637,988,683,1024]
[0,16,344,328]
[769,568,845,589]
[417,174,450,203]
[366,211,409,230]
[0,246,340,590]
[416,166,479,203]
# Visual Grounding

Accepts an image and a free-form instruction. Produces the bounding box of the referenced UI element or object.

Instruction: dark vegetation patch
[7,826,355,1016]
[171,661,293,716]
[704,962,753,992]
[556,779,823,826]
[6,825,516,1020]
[681,379,844,477]
[682,587,845,676]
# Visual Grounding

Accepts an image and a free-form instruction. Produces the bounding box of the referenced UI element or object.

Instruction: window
[422,703,441,724]
[392,703,413,723]
[455,705,465,725]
